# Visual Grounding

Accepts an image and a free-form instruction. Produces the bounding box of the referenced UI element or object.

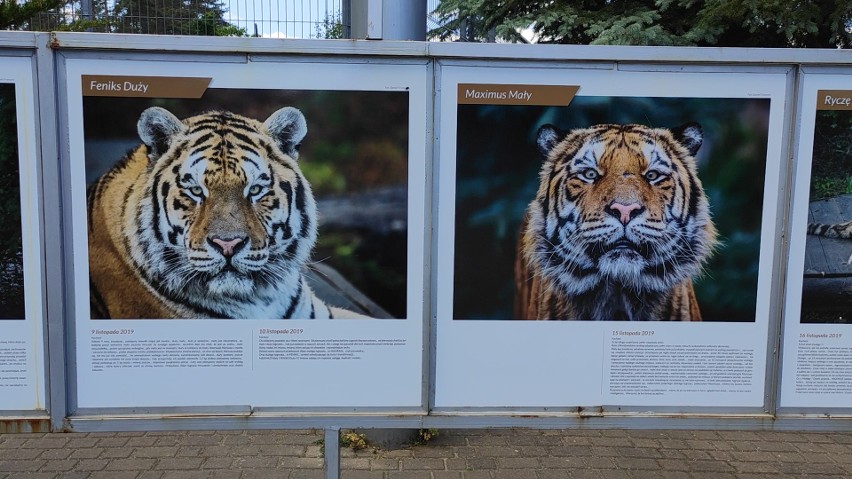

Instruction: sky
[223,0,342,38]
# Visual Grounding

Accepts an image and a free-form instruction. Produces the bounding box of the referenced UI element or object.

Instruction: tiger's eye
[582,170,599,181]
[248,185,262,196]
[645,171,660,181]
[189,185,204,197]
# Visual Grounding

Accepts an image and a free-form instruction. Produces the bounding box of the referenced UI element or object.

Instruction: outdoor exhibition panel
[780,68,852,412]
[433,62,790,411]
[0,36,48,418]
[58,51,430,412]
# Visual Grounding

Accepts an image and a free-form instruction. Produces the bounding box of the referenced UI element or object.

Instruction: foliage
[0,0,64,29]
[20,0,245,35]
[339,432,369,450]
[453,97,769,321]
[108,0,245,35]
[315,10,344,39]
[412,428,439,445]
[430,0,852,48]
[0,84,25,319]
[810,110,852,200]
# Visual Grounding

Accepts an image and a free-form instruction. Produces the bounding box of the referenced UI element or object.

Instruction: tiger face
[517,123,717,320]
[130,107,314,304]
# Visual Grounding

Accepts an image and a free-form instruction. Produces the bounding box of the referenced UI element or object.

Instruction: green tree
[430,0,852,48]
[315,10,344,39]
[110,0,245,35]
[1,0,64,29]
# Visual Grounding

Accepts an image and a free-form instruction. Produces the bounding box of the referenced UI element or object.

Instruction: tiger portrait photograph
[83,89,410,320]
[452,96,771,322]
[799,105,852,324]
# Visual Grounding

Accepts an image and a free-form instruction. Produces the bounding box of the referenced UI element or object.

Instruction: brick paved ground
[2,428,852,478]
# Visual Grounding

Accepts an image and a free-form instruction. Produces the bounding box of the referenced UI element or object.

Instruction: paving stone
[432,472,463,479]
[495,457,538,469]
[97,437,131,447]
[55,472,92,479]
[255,444,305,456]
[127,437,159,447]
[537,471,581,479]
[340,458,371,470]
[399,458,445,470]
[3,428,852,479]
[133,447,179,458]
[0,459,47,471]
[466,436,509,446]
[613,446,663,458]
[159,472,216,479]
[22,438,70,449]
[377,449,413,458]
[38,459,78,472]
[473,447,520,457]
[65,438,100,449]
[289,471,324,479]
[730,461,783,473]
[40,449,75,460]
[780,461,848,475]
[69,448,104,459]
[465,457,497,470]
[199,456,233,469]
[73,459,109,471]
[276,457,324,469]
[155,457,206,470]
[611,457,659,470]
[87,471,141,479]
[175,447,203,458]
[493,470,537,479]
[368,458,399,471]
[179,437,220,447]
[461,471,493,479]
[0,473,60,479]
[0,448,42,460]
[687,460,735,473]
[340,471,384,479]
[100,448,134,459]
[104,458,157,470]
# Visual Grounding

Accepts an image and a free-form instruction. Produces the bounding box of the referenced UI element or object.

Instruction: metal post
[323,428,340,479]
[381,0,426,41]
[350,0,426,40]
[34,33,68,433]
[80,0,93,19]
[342,0,352,39]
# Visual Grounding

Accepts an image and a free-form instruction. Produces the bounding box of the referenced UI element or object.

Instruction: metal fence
[25,0,347,38]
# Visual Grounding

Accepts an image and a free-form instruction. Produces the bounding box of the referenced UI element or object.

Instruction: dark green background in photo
[83,89,409,318]
[0,84,25,320]
[453,96,771,322]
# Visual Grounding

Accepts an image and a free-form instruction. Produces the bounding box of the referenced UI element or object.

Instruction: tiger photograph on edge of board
[452,96,771,322]
[83,89,410,320]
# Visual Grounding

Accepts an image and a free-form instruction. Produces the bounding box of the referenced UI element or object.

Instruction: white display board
[0,55,46,412]
[65,59,428,408]
[434,65,787,408]
[780,74,852,409]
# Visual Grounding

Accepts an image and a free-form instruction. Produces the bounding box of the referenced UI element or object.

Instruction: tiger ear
[671,122,703,157]
[263,107,307,159]
[536,124,562,158]
[137,107,185,161]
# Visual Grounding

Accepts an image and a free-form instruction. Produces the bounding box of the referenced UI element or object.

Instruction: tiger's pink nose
[608,202,643,225]
[209,236,245,258]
